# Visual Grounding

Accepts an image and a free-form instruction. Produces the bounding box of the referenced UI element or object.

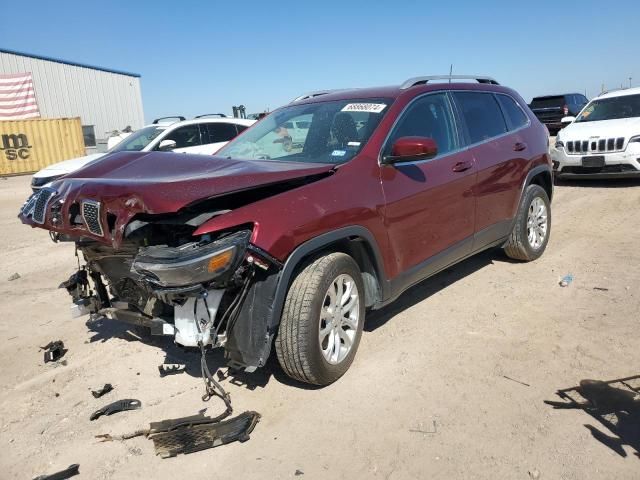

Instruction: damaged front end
[20,188,283,373]
[73,225,280,372]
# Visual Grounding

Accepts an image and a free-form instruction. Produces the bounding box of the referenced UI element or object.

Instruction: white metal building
[0,48,144,152]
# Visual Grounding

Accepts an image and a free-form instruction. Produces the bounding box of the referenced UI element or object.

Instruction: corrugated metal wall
[0,118,85,175]
[0,51,144,151]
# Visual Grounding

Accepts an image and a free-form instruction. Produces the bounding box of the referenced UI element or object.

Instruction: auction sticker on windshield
[341,103,387,113]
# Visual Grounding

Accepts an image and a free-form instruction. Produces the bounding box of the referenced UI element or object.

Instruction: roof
[0,47,141,78]
[597,86,640,100]
[292,82,510,105]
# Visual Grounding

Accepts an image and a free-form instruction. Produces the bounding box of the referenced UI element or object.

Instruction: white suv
[31,116,255,190]
[552,87,640,179]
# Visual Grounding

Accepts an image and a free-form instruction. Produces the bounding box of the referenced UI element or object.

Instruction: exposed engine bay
[60,218,281,372]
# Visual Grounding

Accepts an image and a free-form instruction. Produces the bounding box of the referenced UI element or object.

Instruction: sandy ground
[0,173,639,479]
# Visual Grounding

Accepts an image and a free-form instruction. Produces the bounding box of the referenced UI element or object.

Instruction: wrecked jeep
[19,76,553,385]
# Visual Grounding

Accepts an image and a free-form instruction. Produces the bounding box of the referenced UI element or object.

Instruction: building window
[82,125,96,147]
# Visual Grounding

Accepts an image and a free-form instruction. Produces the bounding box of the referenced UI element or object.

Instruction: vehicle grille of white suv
[565,137,625,154]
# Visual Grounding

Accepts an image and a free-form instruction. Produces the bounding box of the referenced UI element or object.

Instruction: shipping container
[0,117,85,175]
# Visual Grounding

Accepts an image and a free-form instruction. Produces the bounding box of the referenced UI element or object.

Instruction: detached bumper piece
[33,463,79,480]
[90,399,141,421]
[149,410,260,458]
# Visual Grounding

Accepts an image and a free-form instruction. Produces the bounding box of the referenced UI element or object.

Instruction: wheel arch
[526,164,553,202]
[268,226,387,330]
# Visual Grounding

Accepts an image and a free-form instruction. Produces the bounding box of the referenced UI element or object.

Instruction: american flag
[0,73,40,120]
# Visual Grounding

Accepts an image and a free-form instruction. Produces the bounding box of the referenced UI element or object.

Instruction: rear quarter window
[496,94,529,130]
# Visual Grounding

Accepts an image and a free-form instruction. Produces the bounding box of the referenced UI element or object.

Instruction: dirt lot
[1,173,639,479]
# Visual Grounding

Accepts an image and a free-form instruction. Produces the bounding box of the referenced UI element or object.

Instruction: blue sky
[1,0,638,123]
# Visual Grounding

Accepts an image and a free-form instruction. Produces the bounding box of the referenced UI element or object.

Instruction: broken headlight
[132,230,251,287]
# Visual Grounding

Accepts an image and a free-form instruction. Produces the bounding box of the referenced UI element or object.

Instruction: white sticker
[341,103,387,113]
[347,141,361,147]
[331,150,346,157]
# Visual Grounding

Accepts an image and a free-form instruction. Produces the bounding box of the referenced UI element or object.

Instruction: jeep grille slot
[82,200,103,236]
[32,188,55,224]
[565,137,625,155]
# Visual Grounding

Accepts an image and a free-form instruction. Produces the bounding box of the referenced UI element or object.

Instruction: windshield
[216,99,392,164]
[576,94,640,122]
[109,126,165,152]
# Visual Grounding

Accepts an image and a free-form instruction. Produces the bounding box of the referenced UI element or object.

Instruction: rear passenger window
[385,92,457,158]
[203,123,239,144]
[496,94,529,130]
[452,92,507,144]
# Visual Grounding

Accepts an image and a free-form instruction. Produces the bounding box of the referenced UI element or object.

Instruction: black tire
[504,184,551,261]
[275,252,365,385]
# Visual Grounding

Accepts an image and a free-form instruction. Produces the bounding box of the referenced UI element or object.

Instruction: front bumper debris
[97,410,261,458]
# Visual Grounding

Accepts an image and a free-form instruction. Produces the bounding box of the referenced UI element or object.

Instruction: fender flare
[266,226,387,330]
[522,164,553,201]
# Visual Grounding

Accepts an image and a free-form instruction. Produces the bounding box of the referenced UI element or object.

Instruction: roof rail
[194,113,227,118]
[291,89,348,103]
[400,75,499,89]
[152,116,186,124]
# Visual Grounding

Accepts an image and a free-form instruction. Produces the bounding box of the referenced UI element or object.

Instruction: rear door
[380,92,476,279]
[451,91,530,249]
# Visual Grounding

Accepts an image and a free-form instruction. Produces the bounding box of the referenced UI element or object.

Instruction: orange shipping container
[0,117,85,175]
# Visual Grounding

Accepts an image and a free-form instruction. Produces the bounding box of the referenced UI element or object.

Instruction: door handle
[452,161,473,173]
[514,142,527,152]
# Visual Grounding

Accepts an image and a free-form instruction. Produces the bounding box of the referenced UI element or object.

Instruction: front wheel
[275,252,364,385]
[504,184,551,261]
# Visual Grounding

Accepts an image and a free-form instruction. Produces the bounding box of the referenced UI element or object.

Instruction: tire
[275,252,365,385]
[504,184,551,261]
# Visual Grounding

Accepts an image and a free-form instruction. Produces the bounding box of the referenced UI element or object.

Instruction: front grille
[566,137,625,154]
[32,188,55,224]
[81,200,103,236]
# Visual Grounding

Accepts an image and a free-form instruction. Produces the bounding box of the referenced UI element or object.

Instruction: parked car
[529,93,588,135]
[552,87,640,179]
[30,115,255,190]
[19,75,552,386]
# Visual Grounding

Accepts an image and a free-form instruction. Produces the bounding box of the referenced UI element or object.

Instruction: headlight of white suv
[629,135,640,143]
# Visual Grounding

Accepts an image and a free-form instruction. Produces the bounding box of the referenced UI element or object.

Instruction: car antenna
[449,64,453,83]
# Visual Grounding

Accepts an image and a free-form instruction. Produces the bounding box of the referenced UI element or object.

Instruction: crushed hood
[21,151,335,247]
[51,151,335,213]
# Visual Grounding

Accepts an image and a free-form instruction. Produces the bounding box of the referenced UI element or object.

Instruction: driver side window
[158,125,202,149]
[385,93,457,159]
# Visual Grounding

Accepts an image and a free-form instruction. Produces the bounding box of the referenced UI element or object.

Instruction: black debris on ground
[91,383,114,398]
[33,463,79,480]
[41,341,67,363]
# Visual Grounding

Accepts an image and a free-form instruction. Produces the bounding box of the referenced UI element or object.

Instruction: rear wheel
[504,184,551,261]
[275,252,364,385]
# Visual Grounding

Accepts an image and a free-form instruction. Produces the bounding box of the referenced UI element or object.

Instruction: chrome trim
[81,200,103,236]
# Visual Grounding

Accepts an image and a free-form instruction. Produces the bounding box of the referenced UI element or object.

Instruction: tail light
[563,105,569,115]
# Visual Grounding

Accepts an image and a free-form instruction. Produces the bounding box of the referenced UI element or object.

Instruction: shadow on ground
[545,376,640,459]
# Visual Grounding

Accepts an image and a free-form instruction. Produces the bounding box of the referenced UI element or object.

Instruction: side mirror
[158,139,177,151]
[383,136,438,164]
[560,116,576,125]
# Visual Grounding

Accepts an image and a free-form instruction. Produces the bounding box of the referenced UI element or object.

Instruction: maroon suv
[19,75,552,386]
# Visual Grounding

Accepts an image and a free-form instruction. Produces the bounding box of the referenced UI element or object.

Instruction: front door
[380,92,477,283]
